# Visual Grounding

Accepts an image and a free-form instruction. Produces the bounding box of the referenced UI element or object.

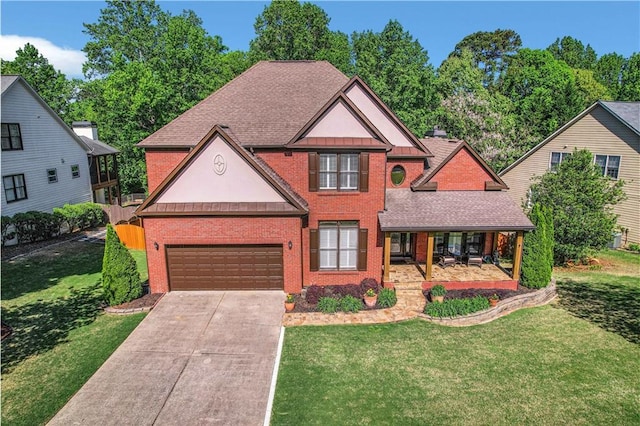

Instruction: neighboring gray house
[1,75,93,217]
[500,101,640,245]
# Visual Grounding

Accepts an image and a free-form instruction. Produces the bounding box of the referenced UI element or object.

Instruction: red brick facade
[143,217,302,293]
[431,148,493,190]
[386,159,424,189]
[145,150,189,193]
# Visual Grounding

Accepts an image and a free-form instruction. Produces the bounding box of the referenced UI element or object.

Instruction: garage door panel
[166,245,283,291]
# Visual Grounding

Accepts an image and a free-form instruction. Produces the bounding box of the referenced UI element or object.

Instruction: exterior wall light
[288,241,293,250]
[154,242,159,250]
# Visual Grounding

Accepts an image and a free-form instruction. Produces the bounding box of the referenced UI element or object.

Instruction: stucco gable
[137,126,307,216]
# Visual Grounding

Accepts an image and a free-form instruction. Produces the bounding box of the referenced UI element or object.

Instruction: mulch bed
[287,291,384,313]
[1,322,13,341]
[422,284,537,302]
[1,228,103,261]
[110,293,164,310]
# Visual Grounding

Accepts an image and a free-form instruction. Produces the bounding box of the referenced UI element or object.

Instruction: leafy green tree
[547,36,597,70]
[619,52,640,101]
[453,29,522,86]
[102,224,142,306]
[1,43,73,119]
[573,69,611,105]
[530,149,626,264]
[352,20,438,137]
[499,48,583,147]
[249,0,352,74]
[521,203,553,289]
[594,52,626,99]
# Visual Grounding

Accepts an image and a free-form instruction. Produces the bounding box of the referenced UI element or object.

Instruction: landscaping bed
[288,280,396,313]
[108,292,164,311]
[422,284,536,302]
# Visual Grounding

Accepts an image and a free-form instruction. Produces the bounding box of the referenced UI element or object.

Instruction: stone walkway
[282,281,426,327]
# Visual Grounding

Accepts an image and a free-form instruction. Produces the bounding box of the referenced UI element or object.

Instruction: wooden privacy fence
[114,224,146,250]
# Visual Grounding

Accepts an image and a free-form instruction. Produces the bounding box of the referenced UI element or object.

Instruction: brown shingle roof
[79,136,119,156]
[411,138,462,186]
[290,137,387,149]
[388,146,430,158]
[138,202,302,216]
[378,189,534,232]
[138,61,349,148]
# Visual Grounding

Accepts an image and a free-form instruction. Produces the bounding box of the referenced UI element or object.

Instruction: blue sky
[1,1,639,78]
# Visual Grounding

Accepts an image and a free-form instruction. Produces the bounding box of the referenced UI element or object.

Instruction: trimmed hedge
[102,224,142,306]
[521,203,554,289]
[424,296,490,318]
[2,202,106,245]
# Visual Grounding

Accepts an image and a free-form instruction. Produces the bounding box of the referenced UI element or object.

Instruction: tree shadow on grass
[1,284,103,374]
[556,279,640,344]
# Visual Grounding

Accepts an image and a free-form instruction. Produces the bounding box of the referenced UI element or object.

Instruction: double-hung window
[1,123,23,151]
[319,221,358,270]
[319,153,359,190]
[549,152,570,170]
[71,164,80,178]
[3,174,27,202]
[47,168,58,183]
[594,155,620,179]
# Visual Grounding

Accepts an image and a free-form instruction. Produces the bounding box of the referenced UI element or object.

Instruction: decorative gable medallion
[213,154,226,175]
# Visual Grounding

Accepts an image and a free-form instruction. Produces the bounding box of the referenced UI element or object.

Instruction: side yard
[1,241,148,426]
[271,249,640,425]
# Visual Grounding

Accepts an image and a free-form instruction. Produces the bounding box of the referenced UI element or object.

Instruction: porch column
[383,232,391,282]
[492,231,499,252]
[425,232,434,280]
[512,231,524,280]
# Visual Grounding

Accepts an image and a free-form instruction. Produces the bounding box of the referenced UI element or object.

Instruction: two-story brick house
[137,61,533,294]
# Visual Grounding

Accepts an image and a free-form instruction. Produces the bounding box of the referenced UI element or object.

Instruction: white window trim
[594,154,621,180]
[47,168,58,184]
[319,221,359,270]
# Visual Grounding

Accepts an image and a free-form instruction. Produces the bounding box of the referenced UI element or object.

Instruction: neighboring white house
[1,75,93,217]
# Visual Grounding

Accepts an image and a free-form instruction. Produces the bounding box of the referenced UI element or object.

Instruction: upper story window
[1,123,23,151]
[47,168,58,183]
[3,174,27,202]
[71,164,80,178]
[549,152,570,171]
[319,153,359,190]
[594,155,620,179]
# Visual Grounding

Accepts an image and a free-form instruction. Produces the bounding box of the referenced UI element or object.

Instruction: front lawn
[272,250,640,425]
[1,241,148,426]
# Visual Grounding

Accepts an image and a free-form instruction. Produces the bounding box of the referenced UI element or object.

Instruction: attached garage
[166,245,284,291]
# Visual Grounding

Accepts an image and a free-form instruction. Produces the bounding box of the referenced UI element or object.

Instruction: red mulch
[1,322,13,341]
[422,284,537,302]
[110,293,164,310]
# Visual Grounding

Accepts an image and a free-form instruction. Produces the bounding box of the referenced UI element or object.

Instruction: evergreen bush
[102,224,142,306]
[521,203,553,288]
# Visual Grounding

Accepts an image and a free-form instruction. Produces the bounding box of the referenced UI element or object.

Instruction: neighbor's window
[3,174,27,202]
[1,123,23,151]
[319,221,358,270]
[549,152,570,170]
[71,164,80,178]
[595,155,620,179]
[47,168,58,183]
[391,165,406,186]
[319,153,359,190]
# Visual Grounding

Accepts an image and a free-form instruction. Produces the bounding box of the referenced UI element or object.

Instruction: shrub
[377,288,397,308]
[332,284,362,298]
[305,285,325,304]
[430,284,446,297]
[628,243,640,252]
[55,202,106,233]
[424,296,490,318]
[521,203,554,288]
[1,216,15,246]
[12,211,62,243]
[102,224,142,306]
[317,297,339,314]
[360,278,380,295]
[339,295,363,313]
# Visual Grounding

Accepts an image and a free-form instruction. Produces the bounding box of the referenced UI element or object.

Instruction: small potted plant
[284,293,296,312]
[430,285,446,303]
[488,294,499,307]
[363,288,378,308]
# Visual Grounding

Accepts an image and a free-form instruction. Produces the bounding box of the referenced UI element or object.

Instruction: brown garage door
[166,245,284,291]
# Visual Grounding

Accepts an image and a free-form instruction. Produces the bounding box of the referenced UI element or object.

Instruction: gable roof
[136,125,308,217]
[138,61,349,148]
[500,100,640,175]
[1,75,91,153]
[287,91,391,147]
[411,138,508,190]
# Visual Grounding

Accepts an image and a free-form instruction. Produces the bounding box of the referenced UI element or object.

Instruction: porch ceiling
[379,189,534,232]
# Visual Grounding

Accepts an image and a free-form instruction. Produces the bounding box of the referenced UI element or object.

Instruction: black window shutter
[309,152,319,192]
[359,152,369,192]
[358,228,368,271]
[310,228,319,271]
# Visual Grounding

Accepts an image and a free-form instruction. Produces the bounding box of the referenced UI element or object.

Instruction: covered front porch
[378,190,535,290]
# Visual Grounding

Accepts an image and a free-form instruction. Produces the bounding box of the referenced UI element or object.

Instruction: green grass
[1,242,148,426]
[272,249,640,425]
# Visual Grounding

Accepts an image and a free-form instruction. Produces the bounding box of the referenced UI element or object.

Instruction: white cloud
[0,35,86,78]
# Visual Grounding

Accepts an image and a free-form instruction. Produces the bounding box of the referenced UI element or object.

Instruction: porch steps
[392,281,424,291]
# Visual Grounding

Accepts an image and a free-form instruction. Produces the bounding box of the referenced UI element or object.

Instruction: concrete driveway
[49,291,285,426]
